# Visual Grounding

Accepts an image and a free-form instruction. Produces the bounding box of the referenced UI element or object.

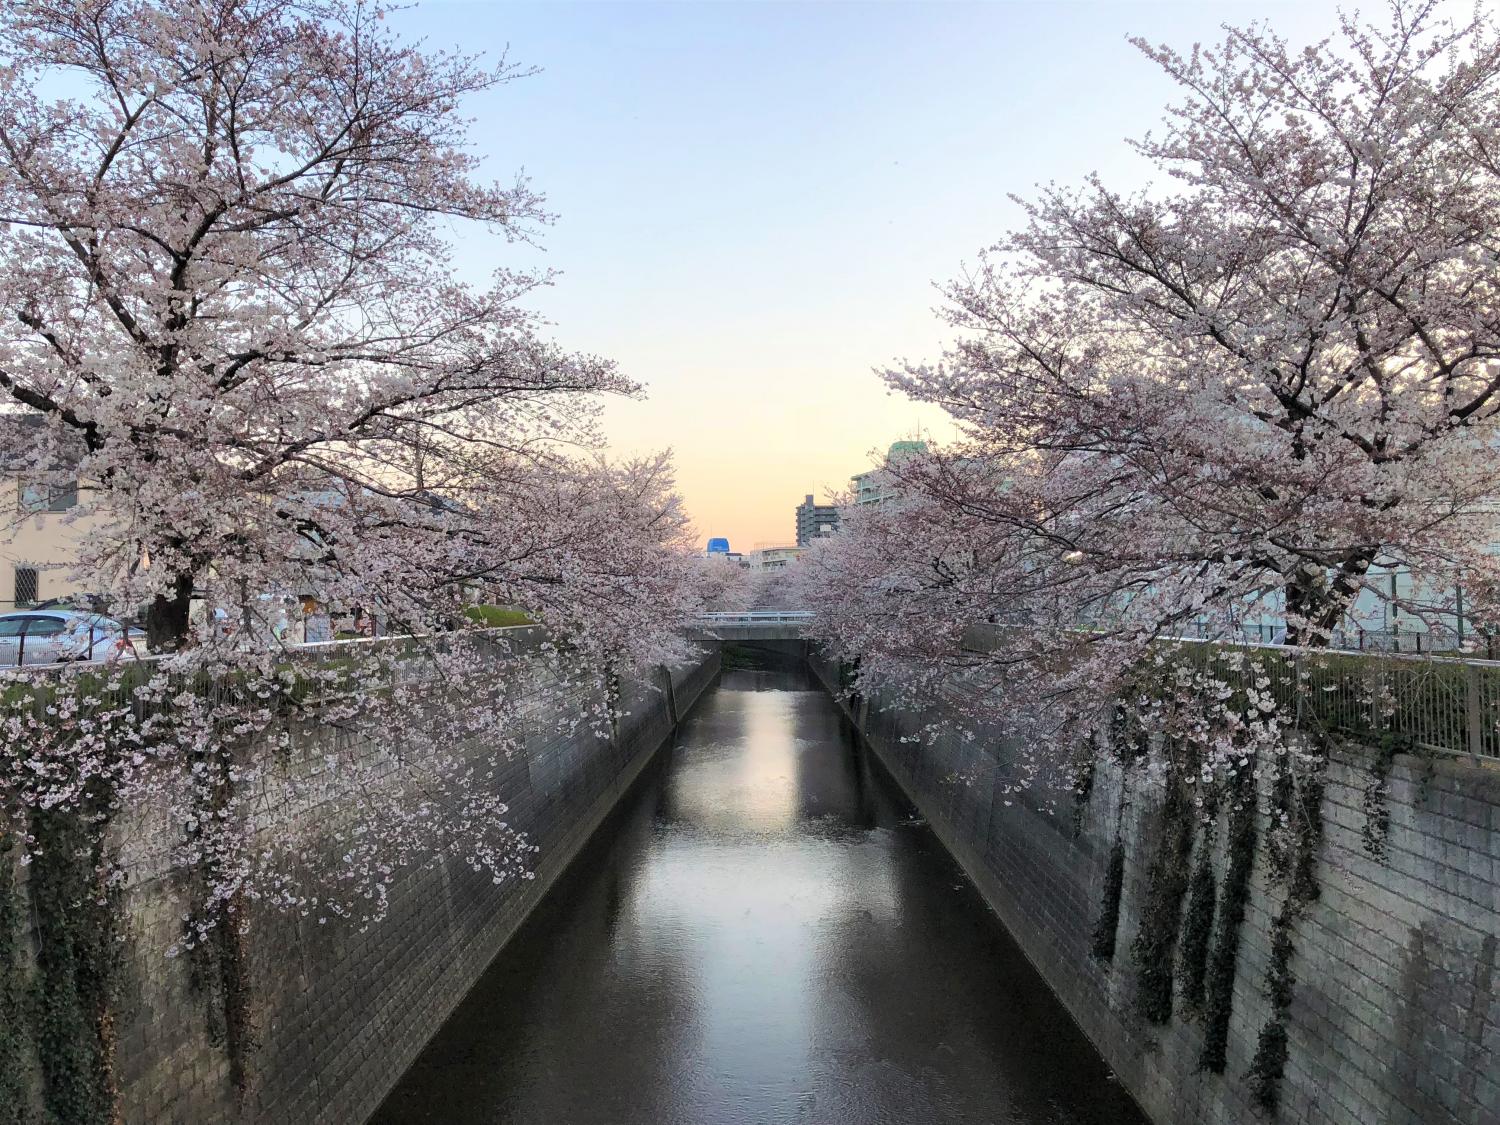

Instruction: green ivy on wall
[1359,729,1434,861]
[1177,839,1218,1014]
[1199,771,1257,1073]
[1247,750,1326,1113]
[1070,746,1096,839]
[0,833,37,1125]
[1072,651,1358,1112]
[1092,703,1158,965]
[1131,774,1195,1024]
[182,733,259,1099]
[186,894,256,1098]
[27,803,121,1125]
[1091,839,1127,961]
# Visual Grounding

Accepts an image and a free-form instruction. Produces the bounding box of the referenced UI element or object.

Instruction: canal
[371,667,1147,1125]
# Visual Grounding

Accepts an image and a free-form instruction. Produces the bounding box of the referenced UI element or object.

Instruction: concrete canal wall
[23,638,719,1125]
[810,651,1500,1125]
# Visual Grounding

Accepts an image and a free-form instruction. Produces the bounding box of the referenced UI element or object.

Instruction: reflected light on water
[370,668,1147,1125]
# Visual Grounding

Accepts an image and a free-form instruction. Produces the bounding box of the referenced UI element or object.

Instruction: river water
[371,668,1146,1125]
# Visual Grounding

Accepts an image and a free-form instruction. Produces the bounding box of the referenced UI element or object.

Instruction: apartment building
[794,495,840,546]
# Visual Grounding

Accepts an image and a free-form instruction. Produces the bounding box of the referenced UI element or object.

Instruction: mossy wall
[4,644,720,1124]
[810,651,1499,1125]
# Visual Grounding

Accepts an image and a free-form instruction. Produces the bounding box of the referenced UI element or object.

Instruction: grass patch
[463,606,533,628]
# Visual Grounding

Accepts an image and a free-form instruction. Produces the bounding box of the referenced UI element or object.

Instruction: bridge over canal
[689,609,815,641]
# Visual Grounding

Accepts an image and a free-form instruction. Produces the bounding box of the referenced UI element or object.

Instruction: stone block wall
[11,635,718,1125]
[810,652,1499,1125]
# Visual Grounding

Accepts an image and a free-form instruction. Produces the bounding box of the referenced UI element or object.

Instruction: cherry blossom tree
[802,17,1500,1080]
[808,0,1500,738]
[693,553,756,614]
[0,0,673,648]
[0,0,706,974]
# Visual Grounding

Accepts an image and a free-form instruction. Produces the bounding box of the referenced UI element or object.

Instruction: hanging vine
[1178,772,1223,1015]
[1070,744,1096,839]
[1360,732,1405,860]
[185,891,255,1098]
[1091,840,1127,961]
[1199,766,1258,1072]
[1131,771,1195,1024]
[1247,747,1326,1113]
[0,833,36,1125]
[27,800,121,1125]
[1177,835,1218,1014]
[182,702,260,1098]
[1091,709,1143,962]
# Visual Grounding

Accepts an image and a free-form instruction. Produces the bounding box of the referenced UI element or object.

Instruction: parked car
[0,610,146,667]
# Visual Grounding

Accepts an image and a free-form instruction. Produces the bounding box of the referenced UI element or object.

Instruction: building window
[18,478,78,513]
[13,566,38,607]
[18,481,46,513]
[48,481,77,511]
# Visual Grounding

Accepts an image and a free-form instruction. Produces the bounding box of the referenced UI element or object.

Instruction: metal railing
[0,626,546,719]
[963,622,1500,762]
[1175,619,1500,659]
[0,622,542,671]
[1173,638,1500,762]
[693,611,814,625]
[699,613,1500,762]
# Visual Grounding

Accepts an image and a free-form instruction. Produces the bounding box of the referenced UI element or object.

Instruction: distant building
[852,440,929,506]
[795,494,839,546]
[747,546,805,571]
[703,537,746,565]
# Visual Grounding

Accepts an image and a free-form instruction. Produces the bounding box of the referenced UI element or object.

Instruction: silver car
[0,610,146,667]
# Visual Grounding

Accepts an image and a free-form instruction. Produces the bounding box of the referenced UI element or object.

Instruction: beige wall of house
[1,476,103,611]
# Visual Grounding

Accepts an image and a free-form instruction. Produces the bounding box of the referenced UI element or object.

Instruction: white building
[850,440,929,506]
[747,546,805,571]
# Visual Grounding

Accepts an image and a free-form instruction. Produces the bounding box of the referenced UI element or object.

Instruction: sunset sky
[396,0,1349,549]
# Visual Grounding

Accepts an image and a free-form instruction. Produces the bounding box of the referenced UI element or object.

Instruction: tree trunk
[1283,576,1327,648]
[1282,552,1375,648]
[145,571,195,652]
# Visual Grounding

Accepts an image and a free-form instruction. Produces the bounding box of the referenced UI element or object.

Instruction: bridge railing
[693,611,814,625]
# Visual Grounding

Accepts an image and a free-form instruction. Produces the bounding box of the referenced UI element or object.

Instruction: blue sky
[391,0,1354,547]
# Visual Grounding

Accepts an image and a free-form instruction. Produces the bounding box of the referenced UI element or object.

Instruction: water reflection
[371,669,1145,1125]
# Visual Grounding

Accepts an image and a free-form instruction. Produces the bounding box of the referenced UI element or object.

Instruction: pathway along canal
[371,667,1146,1125]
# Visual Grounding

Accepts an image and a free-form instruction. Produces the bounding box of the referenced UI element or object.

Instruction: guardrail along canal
[371,667,1146,1125]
